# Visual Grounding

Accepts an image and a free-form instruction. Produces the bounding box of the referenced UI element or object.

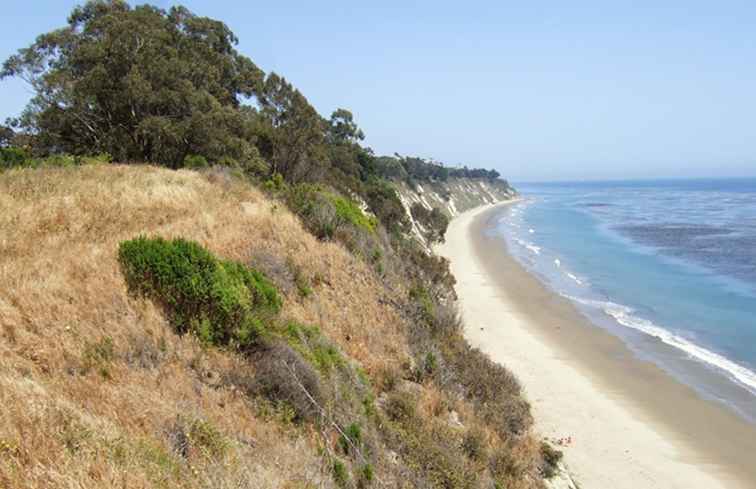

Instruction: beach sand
[437,202,756,489]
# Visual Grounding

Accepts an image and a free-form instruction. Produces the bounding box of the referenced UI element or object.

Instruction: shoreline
[438,201,756,489]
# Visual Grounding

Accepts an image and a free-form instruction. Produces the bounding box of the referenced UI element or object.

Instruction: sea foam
[564,295,756,395]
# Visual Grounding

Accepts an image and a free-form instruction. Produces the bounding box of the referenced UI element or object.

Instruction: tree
[0,125,13,148]
[1,1,265,169]
[258,72,327,182]
[327,109,364,144]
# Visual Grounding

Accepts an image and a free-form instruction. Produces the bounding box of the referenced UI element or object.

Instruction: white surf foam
[566,272,583,285]
[563,295,756,395]
[515,238,541,255]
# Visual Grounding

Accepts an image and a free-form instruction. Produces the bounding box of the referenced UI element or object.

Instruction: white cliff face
[394,177,517,249]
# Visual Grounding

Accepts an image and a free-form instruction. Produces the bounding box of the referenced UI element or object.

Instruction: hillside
[0,164,553,489]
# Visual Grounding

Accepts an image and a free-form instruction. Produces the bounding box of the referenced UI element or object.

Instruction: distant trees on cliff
[2,1,503,187]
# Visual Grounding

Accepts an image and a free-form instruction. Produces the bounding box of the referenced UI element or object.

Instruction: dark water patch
[616,223,736,248]
[581,202,614,208]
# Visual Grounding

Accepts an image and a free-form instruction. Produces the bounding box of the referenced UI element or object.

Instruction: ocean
[493,178,756,423]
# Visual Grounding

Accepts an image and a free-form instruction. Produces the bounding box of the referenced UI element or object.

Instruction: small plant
[339,422,362,454]
[183,154,209,169]
[358,463,374,487]
[264,172,286,192]
[332,459,349,487]
[82,336,115,378]
[166,416,228,460]
[188,418,228,459]
[281,322,344,373]
[287,259,313,298]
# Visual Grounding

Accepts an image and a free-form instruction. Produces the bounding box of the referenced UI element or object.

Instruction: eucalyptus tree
[1,0,265,169]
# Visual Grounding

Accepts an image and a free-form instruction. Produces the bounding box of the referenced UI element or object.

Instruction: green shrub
[286,183,376,239]
[0,150,111,171]
[360,464,375,485]
[0,147,28,169]
[281,322,344,373]
[332,459,349,487]
[183,154,209,169]
[327,193,376,233]
[339,422,362,454]
[118,237,281,349]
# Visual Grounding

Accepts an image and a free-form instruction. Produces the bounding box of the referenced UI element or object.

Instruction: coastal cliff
[0,164,556,489]
[395,177,517,248]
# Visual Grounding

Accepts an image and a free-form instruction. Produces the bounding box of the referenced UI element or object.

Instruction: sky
[1,1,755,181]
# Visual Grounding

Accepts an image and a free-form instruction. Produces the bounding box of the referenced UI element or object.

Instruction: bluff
[0,164,555,489]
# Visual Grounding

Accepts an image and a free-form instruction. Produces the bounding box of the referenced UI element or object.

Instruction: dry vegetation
[0,164,549,488]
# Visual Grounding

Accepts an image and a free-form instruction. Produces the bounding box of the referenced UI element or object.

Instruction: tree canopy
[1,0,504,197]
[1,0,265,169]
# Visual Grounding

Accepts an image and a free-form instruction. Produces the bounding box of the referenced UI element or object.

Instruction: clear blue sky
[2,1,755,181]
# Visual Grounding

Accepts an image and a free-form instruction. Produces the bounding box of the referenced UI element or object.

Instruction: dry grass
[0,164,410,488]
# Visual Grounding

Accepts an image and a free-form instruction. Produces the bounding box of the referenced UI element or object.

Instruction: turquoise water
[494,178,756,422]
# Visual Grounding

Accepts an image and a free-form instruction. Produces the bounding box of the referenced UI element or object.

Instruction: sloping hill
[0,164,548,489]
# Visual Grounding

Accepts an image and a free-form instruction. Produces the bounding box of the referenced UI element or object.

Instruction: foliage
[539,442,563,478]
[118,236,280,348]
[251,342,323,422]
[363,178,410,234]
[332,459,349,487]
[410,203,450,243]
[372,154,501,184]
[257,73,328,182]
[286,183,376,239]
[281,322,344,374]
[82,336,116,378]
[0,124,14,147]
[183,154,209,169]
[1,1,265,169]
[462,427,487,462]
[0,146,29,169]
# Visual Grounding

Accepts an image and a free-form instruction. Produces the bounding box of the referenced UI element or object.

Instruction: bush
[183,154,209,169]
[363,178,410,234]
[166,416,228,460]
[286,183,376,240]
[82,336,115,378]
[118,236,281,349]
[327,193,376,233]
[252,342,323,422]
[410,203,450,243]
[384,391,416,423]
[0,147,28,169]
[462,427,487,462]
[339,422,362,455]
[332,459,349,487]
[539,441,563,478]
[281,322,344,373]
[444,336,532,439]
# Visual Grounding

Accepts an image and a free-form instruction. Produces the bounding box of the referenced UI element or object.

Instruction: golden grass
[0,164,410,488]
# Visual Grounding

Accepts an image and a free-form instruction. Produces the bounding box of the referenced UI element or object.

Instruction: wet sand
[437,202,756,489]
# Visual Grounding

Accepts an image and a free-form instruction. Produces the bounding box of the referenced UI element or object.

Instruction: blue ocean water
[494,178,756,421]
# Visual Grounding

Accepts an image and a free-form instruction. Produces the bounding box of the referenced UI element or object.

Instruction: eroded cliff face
[394,177,517,247]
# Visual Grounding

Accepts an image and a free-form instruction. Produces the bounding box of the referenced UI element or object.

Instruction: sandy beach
[437,201,756,489]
